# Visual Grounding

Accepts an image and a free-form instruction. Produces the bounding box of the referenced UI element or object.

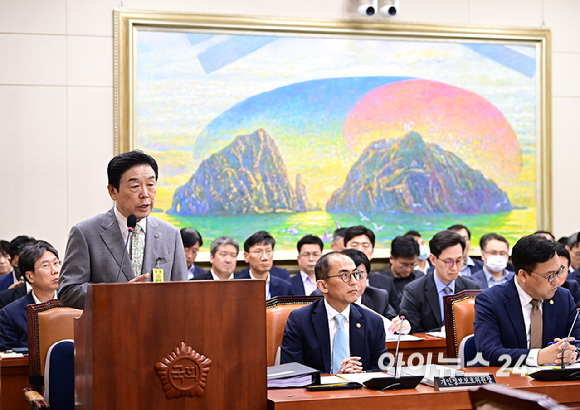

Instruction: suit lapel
[425,275,442,326]
[312,301,331,373]
[362,292,372,310]
[349,305,365,358]
[504,280,527,348]
[100,209,134,281]
[543,294,558,347]
[142,217,160,279]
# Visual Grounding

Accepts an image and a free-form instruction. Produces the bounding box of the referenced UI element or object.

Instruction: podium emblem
[155,342,212,399]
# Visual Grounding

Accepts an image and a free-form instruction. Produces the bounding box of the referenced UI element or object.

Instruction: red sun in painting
[343,79,522,191]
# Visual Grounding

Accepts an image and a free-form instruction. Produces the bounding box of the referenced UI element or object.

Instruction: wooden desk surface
[0,356,30,410]
[268,367,580,410]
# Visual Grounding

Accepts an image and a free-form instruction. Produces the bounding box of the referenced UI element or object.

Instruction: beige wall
[1,0,579,254]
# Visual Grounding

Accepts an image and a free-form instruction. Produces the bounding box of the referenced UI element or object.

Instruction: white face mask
[418,244,430,260]
[486,255,508,272]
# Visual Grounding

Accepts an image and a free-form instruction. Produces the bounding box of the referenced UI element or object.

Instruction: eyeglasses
[34,260,62,271]
[327,270,364,283]
[523,265,565,284]
[250,249,273,257]
[437,257,464,268]
[482,250,509,257]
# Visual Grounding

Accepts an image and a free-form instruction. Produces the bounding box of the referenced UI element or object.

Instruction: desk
[385,333,448,365]
[268,368,580,410]
[0,356,29,410]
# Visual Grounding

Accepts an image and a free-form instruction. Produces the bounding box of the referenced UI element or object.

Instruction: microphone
[561,301,580,369]
[393,309,408,377]
[115,214,137,283]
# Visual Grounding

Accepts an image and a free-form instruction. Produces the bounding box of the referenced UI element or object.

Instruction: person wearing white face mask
[471,233,515,288]
[404,230,433,273]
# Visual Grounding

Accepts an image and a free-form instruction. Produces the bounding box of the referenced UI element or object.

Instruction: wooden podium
[74,280,267,409]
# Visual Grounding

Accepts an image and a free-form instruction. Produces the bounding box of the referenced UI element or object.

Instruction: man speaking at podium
[58,150,187,309]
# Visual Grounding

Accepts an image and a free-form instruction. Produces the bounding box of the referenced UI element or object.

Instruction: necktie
[332,314,348,374]
[131,224,144,277]
[530,299,543,349]
[444,286,452,295]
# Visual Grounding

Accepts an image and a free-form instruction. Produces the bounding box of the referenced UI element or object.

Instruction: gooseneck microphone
[115,214,137,283]
[393,309,408,377]
[561,301,580,369]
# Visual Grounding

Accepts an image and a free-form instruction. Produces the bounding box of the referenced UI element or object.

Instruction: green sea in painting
[157,207,536,252]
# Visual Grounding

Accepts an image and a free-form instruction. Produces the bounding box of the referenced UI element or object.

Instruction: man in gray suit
[58,150,187,309]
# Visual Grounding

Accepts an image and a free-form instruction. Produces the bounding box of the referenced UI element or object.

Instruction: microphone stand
[561,308,580,369]
[393,315,405,378]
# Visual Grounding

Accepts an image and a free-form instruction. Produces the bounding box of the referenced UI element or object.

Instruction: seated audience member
[534,230,555,242]
[343,249,409,329]
[237,231,290,281]
[0,236,35,291]
[470,233,515,289]
[405,230,432,273]
[180,228,207,280]
[280,252,388,373]
[291,235,323,296]
[0,241,60,351]
[565,232,580,275]
[474,234,579,367]
[192,236,239,281]
[330,228,347,252]
[447,224,483,277]
[237,231,293,298]
[381,236,423,300]
[400,230,480,333]
[555,243,580,304]
[0,241,12,284]
[344,225,400,312]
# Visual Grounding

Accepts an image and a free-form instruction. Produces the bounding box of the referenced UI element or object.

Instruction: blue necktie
[332,313,348,374]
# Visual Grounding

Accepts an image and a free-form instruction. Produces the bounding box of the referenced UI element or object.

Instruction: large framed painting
[114,10,551,256]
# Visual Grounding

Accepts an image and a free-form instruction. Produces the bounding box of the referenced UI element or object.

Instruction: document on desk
[267,362,321,388]
[339,372,388,384]
[386,334,425,342]
[425,331,446,338]
[394,365,465,387]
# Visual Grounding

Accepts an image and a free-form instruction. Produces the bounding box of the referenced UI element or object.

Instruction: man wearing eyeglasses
[474,234,580,367]
[400,230,480,333]
[280,251,387,373]
[236,231,293,298]
[470,233,515,289]
[0,241,60,351]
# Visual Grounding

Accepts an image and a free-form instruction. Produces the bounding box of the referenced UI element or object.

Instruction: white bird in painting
[359,211,371,222]
[372,222,384,232]
[281,223,300,236]
[321,227,333,242]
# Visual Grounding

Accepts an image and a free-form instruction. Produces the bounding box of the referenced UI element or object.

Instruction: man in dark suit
[400,230,480,333]
[58,151,187,309]
[0,241,60,351]
[236,231,291,282]
[280,252,387,374]
[447,224,484,277]
[192,236,239,281]
[344,225,402,313]
[470,233,515,289]
[180,228,207,279]
[474,234,579,367]
[290,235,323,296]
[236,231,293,298]
[381,235,423,301]
[555,243,580,304]
[0,285,27,310]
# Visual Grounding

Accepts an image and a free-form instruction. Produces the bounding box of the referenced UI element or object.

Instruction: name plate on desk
[434,374,496,391]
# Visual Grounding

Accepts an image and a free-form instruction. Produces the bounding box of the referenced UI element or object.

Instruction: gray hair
[210,236,240,256]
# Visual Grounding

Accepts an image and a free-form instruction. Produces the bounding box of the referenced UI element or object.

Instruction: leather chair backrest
[443,290,481,358]
[266,298,320,366]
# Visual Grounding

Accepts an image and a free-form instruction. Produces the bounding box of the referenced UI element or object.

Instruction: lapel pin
[356,323,361,328]
[154,234,159,238]
[550,300,554,305]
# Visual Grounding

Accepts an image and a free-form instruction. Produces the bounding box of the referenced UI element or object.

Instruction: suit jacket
[0,292,35,351]
[470,269,515,289]
[280,299,387,373]
[567,270,580,285]
[234,271,294,298]
[362,286,397,319]
[190,265,208,279]
[368,272,402,314]
[0,273,16,292]
[0,285,27,310]
[236,266,290,281]
[58,208,188,309]
[290,273,306,296]
[474,278,580,366]
[191,272,213,281]
[400,272,480,333]
[380,268,424,301]
[562,280,580,305]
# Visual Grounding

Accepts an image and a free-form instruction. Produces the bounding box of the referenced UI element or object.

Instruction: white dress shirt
[514,276,542,366]
[324,299,351,359]
[300,271,318,296]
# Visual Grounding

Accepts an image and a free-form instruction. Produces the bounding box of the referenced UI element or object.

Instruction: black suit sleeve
[280,310,305,365]
[400,283,427,333]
